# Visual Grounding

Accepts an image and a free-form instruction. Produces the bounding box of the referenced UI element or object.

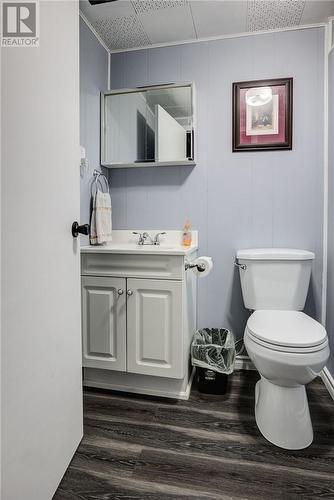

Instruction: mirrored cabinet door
[101,83,196,168]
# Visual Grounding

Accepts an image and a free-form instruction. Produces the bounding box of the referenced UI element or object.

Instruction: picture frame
[232,78,293,152]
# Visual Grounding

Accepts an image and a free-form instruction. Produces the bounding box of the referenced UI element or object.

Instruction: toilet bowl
[244,310,329,449]
[236,248,330,450]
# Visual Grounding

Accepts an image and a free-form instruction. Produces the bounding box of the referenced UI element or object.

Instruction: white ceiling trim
[79,9,326,56]
[106,21,326,54]
[80,10,111,54]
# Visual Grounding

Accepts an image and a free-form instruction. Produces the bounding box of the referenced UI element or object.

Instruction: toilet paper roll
[191,256,213,278]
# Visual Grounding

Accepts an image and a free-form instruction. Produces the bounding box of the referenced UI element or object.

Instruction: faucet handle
[132,231,144,245]
[153,232,167,245]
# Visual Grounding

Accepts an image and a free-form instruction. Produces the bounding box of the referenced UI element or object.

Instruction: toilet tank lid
[236,248,315,260]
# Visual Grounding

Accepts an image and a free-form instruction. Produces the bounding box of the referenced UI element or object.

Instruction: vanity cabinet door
[127,278,183,379]
[82,276,126,371]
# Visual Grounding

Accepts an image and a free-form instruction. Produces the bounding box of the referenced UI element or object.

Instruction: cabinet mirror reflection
[101,83,195,168]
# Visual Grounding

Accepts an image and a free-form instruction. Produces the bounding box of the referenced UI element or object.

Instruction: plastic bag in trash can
[191,328,236,375]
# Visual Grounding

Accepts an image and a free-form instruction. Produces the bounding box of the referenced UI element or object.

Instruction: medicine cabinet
[101,83,196,168]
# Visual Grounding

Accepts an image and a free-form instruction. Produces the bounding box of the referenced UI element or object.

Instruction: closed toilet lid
[247,310,327,349]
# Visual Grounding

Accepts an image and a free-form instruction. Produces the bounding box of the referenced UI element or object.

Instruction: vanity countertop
[80,243,198,256]
[80,230,198,256]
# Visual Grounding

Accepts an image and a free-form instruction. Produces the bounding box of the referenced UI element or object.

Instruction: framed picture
[232,78,293,152]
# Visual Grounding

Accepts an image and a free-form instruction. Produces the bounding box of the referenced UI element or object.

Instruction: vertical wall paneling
[107,27,325,339]
[326,44,334,377]
[80,18,109,245]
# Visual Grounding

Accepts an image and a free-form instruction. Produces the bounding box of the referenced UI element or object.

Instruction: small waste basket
[191,328,235,395]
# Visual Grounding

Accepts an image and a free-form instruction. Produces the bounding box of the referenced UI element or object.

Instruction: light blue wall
[80,18,108,245]
[326,48,334,377]
[108,28,325,339]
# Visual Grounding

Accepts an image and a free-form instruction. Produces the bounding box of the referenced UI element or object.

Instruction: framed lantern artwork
[232,78,293,152]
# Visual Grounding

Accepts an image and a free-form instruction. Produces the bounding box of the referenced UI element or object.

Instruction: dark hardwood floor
[54,370,334,499]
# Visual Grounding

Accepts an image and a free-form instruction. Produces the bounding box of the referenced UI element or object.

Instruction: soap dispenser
[182,219,192,247]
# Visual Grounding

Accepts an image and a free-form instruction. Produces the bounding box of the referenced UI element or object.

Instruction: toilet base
[254,378,313,450]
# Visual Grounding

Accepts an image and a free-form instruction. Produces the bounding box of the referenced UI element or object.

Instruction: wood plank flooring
[53,371,334,499]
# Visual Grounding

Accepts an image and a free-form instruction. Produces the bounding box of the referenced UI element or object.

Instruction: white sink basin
[80,230,198,256]
[135,245,174,250]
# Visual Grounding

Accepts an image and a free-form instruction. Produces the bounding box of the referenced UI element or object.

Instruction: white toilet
[236,248,330,450]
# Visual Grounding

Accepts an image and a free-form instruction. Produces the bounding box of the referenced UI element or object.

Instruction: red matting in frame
[239,85,286,146]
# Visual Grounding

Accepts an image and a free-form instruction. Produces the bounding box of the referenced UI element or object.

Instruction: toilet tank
[236,248,315,311]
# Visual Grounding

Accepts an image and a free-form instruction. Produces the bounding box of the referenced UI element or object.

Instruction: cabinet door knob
[117,289,124,295]
[127,290,133,296]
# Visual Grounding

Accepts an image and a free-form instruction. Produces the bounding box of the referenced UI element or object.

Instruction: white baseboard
[235,355,255,371]
[84,367,195,401]
[320,367,334,400]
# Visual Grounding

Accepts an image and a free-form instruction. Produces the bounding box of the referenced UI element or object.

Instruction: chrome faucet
[133,232,150,245]
[132,231,153,245]
[133,231,167,246]
[142,232,154,245]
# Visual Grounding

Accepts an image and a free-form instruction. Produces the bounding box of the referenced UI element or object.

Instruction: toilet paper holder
[185,261,206,272]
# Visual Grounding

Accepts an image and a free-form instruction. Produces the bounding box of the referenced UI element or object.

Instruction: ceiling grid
[80,0,334,51]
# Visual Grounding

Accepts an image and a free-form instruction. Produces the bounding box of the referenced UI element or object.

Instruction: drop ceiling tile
[93,15,150,50]
[139,4,196,44]
[132,0,188,15]
[80,0,334,52]
[247,0,305,31]
[79,0,135,22]
[190,0,248,38]
[301,0,334,24]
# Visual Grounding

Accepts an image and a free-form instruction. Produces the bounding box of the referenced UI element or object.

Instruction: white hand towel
[90,188,112,245]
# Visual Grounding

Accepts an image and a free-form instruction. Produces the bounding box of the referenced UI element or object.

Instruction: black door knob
[72,222,90,237]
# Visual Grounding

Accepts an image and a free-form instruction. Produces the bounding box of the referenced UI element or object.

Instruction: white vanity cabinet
[81,276,126,372]
[80,242,197,400]
[126,278,183,378]
[82,275,183,379]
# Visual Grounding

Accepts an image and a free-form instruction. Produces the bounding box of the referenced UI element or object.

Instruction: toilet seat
[246,310,328,353]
